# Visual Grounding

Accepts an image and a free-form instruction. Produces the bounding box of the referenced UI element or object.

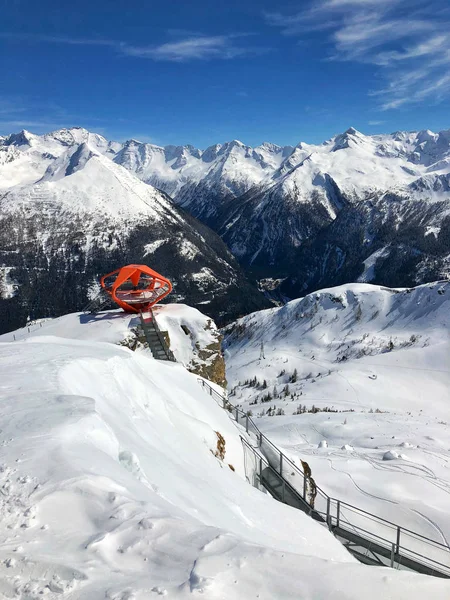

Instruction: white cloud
[123,36,255,61]
[0,32,268,62]
[265,0,450,111]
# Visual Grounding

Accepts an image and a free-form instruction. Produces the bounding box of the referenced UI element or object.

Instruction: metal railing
[82,290,113,314]
[197,378,450,578]
[4,318,51,342]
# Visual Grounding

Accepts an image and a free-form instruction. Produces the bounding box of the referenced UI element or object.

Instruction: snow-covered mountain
[2,125,449,323]
[0,302,448,598]
[223,280,450,547]
[0,128,269,334]
[113,138,294,223]
[115,127,450,293]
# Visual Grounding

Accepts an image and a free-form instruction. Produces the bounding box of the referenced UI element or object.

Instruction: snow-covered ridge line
[3,125,449,197]
[1,124,449,328]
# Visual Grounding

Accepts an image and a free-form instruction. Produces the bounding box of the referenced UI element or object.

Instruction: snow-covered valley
[0,294,449,597]
[224,281,450,552]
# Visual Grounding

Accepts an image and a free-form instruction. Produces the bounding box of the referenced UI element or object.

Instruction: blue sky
[1,0,450,147]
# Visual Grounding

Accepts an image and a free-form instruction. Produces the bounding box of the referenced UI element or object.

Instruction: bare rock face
[188,322,226,388]
[153,304,226,388]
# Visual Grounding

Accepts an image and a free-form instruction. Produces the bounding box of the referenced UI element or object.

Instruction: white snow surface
[0,304,449,597]
[1,144,178,224]
[0,304,222,377]
[224,281,450,549]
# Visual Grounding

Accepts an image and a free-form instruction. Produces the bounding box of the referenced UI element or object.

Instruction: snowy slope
[2,143,180,223]
[0,314,449,598]
[224,280,450,547]
[0,128,119,190]
[0,303,226,386]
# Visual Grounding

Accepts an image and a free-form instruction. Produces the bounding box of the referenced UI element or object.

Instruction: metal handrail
[82,289,113,314]
[240,435,450,577]
[197,377,450,577]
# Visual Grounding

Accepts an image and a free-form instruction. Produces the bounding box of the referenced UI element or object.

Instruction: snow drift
[0,308,448,597]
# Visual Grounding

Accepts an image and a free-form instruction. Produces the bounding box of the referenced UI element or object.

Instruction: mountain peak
[39,142,96,182]
[331,127,365,152]
[4,129,36,147]
[257,141,283,153]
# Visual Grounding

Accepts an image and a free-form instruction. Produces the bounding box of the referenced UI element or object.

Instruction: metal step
[138,310,176,362]
[261,468,318,516]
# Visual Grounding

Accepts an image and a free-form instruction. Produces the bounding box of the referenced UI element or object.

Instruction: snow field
[224,281,450,552]
[0,304,449,597]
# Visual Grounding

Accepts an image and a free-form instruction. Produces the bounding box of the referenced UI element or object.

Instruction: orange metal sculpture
[100,264,172,313]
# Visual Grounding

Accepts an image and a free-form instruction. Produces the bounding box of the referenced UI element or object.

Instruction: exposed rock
[153,305,226,388]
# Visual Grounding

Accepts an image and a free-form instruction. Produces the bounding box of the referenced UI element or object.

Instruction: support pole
[396,526,401,566]
[326,497,331,530]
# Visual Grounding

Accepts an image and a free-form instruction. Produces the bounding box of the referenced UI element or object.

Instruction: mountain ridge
[1,125,449,317]
[0,131,270,334]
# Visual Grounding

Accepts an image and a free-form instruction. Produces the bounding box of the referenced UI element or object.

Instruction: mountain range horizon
[1,122,449,334]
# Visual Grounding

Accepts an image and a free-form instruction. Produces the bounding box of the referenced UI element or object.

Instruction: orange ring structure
[100,264,172,313]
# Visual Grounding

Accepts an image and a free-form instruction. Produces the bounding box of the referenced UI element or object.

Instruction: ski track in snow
[224,281,450,554]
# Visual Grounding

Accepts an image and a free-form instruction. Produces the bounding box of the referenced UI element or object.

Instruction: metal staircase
[81,297,176,362]
[197,378,450,579]
[138,309,176,362]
